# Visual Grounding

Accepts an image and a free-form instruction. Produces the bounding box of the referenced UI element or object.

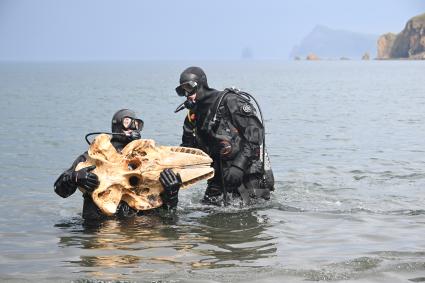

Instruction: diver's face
[121,117,143,136]
[176,80,198,98]
[122,117,133,129]
[187,93,197,102]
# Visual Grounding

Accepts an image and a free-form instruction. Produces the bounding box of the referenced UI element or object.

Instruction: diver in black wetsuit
[175,67,274,205]
[54,109,182,220]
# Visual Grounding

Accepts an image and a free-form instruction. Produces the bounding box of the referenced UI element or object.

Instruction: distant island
[290,25,378,60]
[377,13,425,60]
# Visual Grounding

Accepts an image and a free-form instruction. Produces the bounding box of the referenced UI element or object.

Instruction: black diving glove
[224,165,244,187]
[71,165,100,192]
[159,169,182,209]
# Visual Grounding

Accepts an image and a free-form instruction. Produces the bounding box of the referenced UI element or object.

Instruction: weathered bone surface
[75,134,214,215]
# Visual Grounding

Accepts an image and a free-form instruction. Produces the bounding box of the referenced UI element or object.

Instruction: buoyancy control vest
[201,88,275,193]
[201,88,247,160]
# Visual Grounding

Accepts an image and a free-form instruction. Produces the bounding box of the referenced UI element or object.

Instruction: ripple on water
[2,61,425,282]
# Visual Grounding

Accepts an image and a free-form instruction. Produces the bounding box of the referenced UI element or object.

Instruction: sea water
[0,60,424,282]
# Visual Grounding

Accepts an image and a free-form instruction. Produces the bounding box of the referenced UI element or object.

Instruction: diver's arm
[181,112,197,148]
[226,96,264,172]
[54,153,88,198]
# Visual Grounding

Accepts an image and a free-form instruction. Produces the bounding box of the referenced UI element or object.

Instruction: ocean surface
[0,61,424,282]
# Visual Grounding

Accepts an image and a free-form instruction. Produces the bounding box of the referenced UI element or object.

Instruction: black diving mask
[122,117,144,131]
[175,81,198,97]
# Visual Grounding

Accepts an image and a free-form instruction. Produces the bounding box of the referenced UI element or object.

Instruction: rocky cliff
[377,13,425,59]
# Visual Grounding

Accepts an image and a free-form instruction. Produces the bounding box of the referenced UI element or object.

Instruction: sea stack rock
[306,53,320,60]
[377,13,425,59]
[377,33,397,59]
[362,52,370,60]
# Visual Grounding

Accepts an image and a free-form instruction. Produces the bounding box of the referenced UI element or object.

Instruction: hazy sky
[0,0,423,60]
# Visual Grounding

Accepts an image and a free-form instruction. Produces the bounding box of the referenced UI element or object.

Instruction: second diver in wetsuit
[54,109,182,220]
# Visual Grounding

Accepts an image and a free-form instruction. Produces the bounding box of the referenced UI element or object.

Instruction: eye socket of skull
[129,176,141,187]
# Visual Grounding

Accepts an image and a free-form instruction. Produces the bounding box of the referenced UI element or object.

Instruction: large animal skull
[75,134,214,215]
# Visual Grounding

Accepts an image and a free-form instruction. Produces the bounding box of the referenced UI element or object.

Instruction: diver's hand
[130,130,141,141]
[160,169,182,209]
[71,165,99,192]
[224,165,244,187]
